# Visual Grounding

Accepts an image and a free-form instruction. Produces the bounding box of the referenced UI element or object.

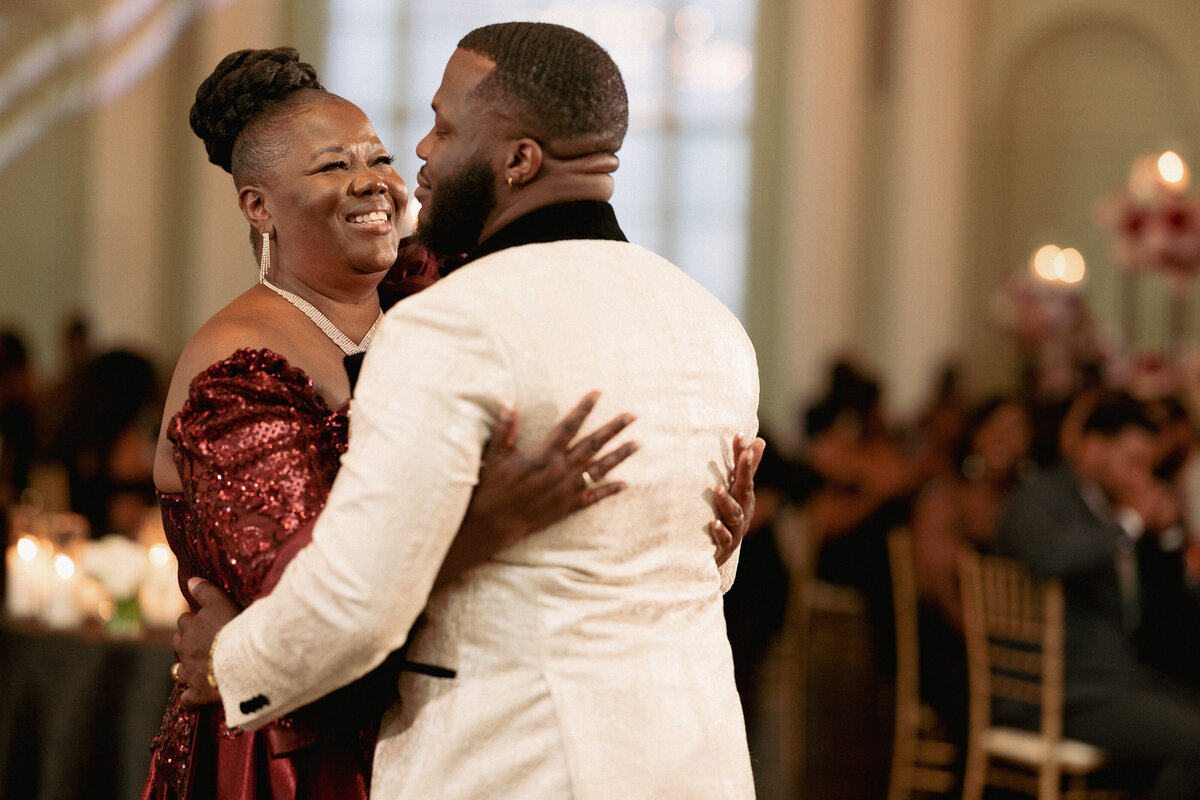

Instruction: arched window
[323,0,756,317]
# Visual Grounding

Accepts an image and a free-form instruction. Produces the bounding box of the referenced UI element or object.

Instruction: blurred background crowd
[0,316,161,542]
[723,337,1200,796]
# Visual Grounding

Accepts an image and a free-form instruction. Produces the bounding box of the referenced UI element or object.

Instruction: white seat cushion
[983,726,1109,772]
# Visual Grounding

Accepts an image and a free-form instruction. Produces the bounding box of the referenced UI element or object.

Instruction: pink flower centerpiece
[1098,182,1200,292]
[1097,152,1200,352]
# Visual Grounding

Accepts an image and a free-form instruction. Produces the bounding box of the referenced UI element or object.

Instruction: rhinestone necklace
[261,278,383,356]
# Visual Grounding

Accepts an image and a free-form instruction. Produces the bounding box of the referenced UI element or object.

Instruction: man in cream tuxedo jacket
[178,22,759,798]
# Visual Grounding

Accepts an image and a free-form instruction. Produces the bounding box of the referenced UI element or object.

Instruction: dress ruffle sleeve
[167,348,347,608]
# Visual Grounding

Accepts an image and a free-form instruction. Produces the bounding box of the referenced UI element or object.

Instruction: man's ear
[238,185,271,234]
[504,138,543,188]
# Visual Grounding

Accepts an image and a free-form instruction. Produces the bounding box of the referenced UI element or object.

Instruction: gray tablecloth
[0,621,175,800]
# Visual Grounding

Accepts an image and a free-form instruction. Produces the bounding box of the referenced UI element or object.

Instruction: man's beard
[416,157,497,271]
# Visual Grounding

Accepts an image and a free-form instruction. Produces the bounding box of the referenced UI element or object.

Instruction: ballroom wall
[966,0,1200,380]
[2,0,1199,440]
[0,0,317,377]
[746,0,1200,438]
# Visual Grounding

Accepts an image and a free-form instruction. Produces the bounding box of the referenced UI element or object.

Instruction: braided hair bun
[190,47,324,174]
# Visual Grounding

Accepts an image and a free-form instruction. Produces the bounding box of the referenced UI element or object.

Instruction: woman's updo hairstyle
[190,47,327,185]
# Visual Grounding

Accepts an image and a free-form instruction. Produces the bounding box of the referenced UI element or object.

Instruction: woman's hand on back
[709,435,765,566]
[436,392,637,586]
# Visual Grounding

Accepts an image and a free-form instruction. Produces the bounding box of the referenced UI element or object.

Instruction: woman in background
[910,394,1034,739]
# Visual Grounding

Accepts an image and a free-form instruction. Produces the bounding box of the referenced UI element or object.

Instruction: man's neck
[478,151,619,244]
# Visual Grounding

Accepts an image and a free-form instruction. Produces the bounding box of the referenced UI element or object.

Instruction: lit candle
[1157,150,1190,192]
[43,553,84,629]
[5,536,50,618]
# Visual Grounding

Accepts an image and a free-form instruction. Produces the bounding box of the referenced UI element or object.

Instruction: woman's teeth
[351,211,388,224]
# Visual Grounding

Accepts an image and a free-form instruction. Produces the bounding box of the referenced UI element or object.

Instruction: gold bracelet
[207,626,222,690]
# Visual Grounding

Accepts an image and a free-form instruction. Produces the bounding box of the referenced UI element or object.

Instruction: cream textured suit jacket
[213,239,759,798]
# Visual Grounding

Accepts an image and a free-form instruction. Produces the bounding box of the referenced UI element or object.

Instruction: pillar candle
[139,543,186,627]
[5,536,50,618]
[43,553,84,629]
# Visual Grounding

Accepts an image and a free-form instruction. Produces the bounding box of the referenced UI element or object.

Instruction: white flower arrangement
[80,534,148,602]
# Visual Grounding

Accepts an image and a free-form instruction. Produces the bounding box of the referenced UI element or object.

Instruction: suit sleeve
[994,477,1125,577]
[212,287,513,730]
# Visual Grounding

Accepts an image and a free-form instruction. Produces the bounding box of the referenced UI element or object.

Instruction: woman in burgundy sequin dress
[141,49,650,800]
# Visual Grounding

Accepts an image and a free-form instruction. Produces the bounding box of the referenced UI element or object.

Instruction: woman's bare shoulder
[188,288,322,371]
[162,293,289,407]
[156,291,285,490]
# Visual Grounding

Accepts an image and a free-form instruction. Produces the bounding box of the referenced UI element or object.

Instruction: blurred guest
[0,329,37,604]
[1054,385,1102,465]
[36,313,94,447]
[0,329,36,507]
[58,313,92,378]
[910,361,970,480]
[1136,394,1200,685]
[1149,394,1194,484]
[1151,394,1200,585]
[803,358,923,675]
[910,395,1034,738]
[1023,361,1106,470]
[46,348,161,537]
[913,395,1034,631]
[994,390,1200,800]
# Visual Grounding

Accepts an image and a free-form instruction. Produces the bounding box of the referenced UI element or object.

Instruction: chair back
[888,530,922,734]
[958,549,1065,741]
[887,529,957,799]
[959,549,1071,799]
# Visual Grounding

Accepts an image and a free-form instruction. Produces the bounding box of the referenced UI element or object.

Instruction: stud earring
[506,176,515,189]
[259,232,270,283]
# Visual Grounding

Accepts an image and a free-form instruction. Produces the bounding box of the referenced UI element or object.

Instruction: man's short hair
[457,22,629,156]
[1081,391,1158,438]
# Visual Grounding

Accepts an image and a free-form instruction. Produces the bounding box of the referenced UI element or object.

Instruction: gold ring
[581,470,597,490]
[171,662,185,684]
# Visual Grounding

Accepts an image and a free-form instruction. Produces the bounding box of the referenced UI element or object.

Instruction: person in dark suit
[994,390,1200,800]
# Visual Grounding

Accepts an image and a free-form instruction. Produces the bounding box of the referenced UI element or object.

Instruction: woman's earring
[259,232,270,283]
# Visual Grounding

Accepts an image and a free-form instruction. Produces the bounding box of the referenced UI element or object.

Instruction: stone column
[749,0,872,436]
[879,0,976,414]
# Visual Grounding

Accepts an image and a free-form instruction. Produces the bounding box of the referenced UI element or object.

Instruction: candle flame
[1032,244,1061,281]
[1158,151,1186,185]
[1057,248,1086,283]
[1030,244,1084,284]
[16,536,39,561]
[54,553,75,580]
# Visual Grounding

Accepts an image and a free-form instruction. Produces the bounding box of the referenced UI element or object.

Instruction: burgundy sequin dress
[142,348,386,800]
